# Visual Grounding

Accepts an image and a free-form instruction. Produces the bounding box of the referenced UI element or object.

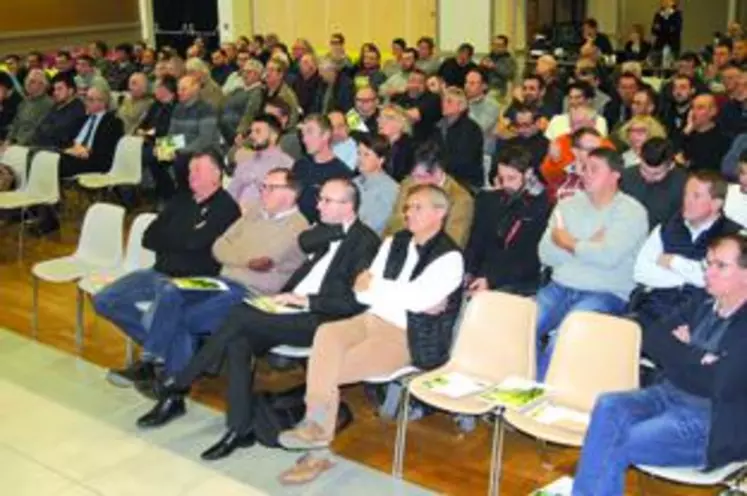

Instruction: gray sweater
[539,191,648,300]
[7,95,54,145]
[168,98,219,154]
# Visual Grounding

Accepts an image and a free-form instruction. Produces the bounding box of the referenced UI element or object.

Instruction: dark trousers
[630,285,705,332]
[142,143,175,201]
[59,154,108,179]
[172,303,322,432]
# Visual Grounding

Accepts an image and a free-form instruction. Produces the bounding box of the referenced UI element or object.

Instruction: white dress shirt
[355,236,464,329]
[633,218,719,289]
[544,113,608,141]
[74,111,106,148]
[725,184,747,228]
[292,222,353,296]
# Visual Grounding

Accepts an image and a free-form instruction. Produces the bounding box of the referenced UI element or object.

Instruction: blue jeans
[536,281,627,380]
[573,382,711,496]
[93,269,246,374]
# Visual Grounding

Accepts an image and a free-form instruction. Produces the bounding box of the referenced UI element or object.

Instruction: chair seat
[270,345,311,358]
[503,404,587,447]
[637,461,747,486]
[365,365,420,384]
[77,173,138,189]
[408,367,499,416]
[33,257,107,283]
[78,268,129,294]
[0,192,55,209]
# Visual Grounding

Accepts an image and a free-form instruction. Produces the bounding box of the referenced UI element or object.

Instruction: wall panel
[0,0,138,32]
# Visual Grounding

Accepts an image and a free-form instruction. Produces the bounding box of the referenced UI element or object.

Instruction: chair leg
[75,287,84,352]
[488,411,506,496]
[31,275,39,338]
[125,338,134,366]
[537,438,554,470]
[392,386,411,479]
[17,206,26,262]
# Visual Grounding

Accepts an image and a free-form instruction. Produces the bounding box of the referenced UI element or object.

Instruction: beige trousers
[304,312,411,438]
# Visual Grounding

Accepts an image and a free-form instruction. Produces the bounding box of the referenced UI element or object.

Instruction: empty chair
[0,150,61,259]
[76,212,157,354]
[502,311,640,461]
[0,145,30,189]
[31,202,125,341]
[76,136,144,190]
[393,291,538,495]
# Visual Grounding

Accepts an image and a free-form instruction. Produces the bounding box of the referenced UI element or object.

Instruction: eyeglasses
[356,97,377,103]
[702,259,736,271]
[260,183,289,192]
[317,195,349,205]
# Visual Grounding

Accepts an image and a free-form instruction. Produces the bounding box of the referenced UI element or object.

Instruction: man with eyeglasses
[346,86,379,134]
[106,167,308,393]
[621,137,687,230]
[228,113,294,209]
[572,233,747,496]
[134,177,379,461]
[492,104,549,181]
[632,170,742,331]
[263,57,300,129]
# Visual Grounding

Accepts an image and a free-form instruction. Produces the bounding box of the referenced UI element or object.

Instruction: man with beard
[379,48,418,99]
[227,114,294,210]
[659,74,696,148]
[465,146,551,296]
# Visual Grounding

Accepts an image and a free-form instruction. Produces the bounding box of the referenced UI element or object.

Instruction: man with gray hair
[317,56,355,114]
[220,58,264,145]
[436,87,484,190]
[185,57,224,111]
[117,72,154,134]
[2,69,53,147]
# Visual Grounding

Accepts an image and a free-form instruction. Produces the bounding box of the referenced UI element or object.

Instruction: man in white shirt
[134,178,380,461]
[632,171,743,330]
[277,184,464,481]
[545,81,608,141]
[328,110,357,170]
[725,155,747,227]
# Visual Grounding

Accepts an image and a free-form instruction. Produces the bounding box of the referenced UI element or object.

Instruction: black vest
[382,230,463,370]
[661,214,741,263]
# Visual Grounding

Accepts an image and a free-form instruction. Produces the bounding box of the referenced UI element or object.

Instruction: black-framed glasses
[259,183,289,192]
[317,195,349,205]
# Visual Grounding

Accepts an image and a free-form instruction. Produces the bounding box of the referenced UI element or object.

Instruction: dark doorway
[152,0,219,57]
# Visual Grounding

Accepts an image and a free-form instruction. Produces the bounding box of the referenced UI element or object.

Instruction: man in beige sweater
[111,167,308,384]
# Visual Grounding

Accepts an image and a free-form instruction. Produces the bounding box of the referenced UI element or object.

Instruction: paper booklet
[156,134,186,153]
[526,403,590,428]
[421,372,492,398]
[171,277,230,291]
[530,475,574,496]
[477,376,547,412]
[243,296,306,314]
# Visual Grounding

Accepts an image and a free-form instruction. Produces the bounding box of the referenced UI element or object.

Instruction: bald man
[118,72,154,134]
[677,94,731,173]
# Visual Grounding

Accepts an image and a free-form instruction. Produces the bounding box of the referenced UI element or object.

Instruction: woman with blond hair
[377,104,414,181]
[619,115,667,167]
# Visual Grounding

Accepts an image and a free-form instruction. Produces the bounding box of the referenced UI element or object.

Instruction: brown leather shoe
[278,453,335,486]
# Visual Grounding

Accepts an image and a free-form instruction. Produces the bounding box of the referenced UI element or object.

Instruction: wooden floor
[0,209,717,496]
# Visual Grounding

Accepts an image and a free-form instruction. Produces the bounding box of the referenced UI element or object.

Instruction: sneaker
[106,361,156,388]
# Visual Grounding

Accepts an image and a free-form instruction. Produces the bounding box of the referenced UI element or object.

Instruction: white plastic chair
[76,212,156,355]
[0,150,60,260]
[76,136,144,190]
[0,145,30,189]
[637,462,747,492]
[270,345,311,359]
[31,202,125,341]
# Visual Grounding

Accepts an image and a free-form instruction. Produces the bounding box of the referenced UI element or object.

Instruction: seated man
[633,171,742,330]
[277,184,464,482]
[227,113,293,209]
[329,110,357,170]
[117,72,153,135]
[676,94,731,173]
[620,137,687,231]
[30,73,86,151]
[384,141,474,247]
[536,148,648,379]
[544,81,608,141]
[3,69,53,147]
[466,146,551,296]
[134,178,380,461]
[94,153,240,385]
[725,152,747,227]
[572,234,747,496]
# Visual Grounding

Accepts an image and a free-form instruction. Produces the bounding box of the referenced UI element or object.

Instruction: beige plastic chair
[503,311,641,450]
[77,136,144,190]
[637,461,747,493]
[393,291,538,495]
[0,150,60,260]
[76,212,157,357]
[0,145,30,189]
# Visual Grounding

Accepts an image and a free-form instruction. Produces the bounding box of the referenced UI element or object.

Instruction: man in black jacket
[94,152,240,385]
[434,87,484,190]
[135,177,380,461]
[392,69,442,145]
[572,233,747,495]
[31,73,86,150]
[465,146,550,296]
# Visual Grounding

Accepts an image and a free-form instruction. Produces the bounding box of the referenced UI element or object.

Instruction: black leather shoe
[136,394,185,428]
[200,430,256,461]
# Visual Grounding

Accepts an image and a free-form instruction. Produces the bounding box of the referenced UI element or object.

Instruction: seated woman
[618,115,667,168]
[465,145,550,296]
[378,104,415,182]
[572,233,747,495]
[352,133,399,235]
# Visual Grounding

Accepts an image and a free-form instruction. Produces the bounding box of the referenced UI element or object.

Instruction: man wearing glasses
[632,170,741,331]
[135,177,380,462]
[572,232,747,496]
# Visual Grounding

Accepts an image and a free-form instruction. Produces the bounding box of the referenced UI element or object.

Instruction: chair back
[109,136,143,183]
[26,151,60,204]
[1,145,29,188]
[449,291,537,382]
[73,202,125,267]
[545,311,641,412]
[123,213,157,271]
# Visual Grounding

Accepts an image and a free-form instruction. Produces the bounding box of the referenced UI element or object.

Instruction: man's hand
[672,325,691,344]
[272,293,309,308]
[467,277,489,296]
[589,228,606,243]
[657,254,674,269]
[64,144,89,159]
[247,256,274,272]
[354,270,373,293]
[674,152,689,167]
[405,108,421,123]
[423,299,448,315]
[701,352,720,365]
[234,133,247,146]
